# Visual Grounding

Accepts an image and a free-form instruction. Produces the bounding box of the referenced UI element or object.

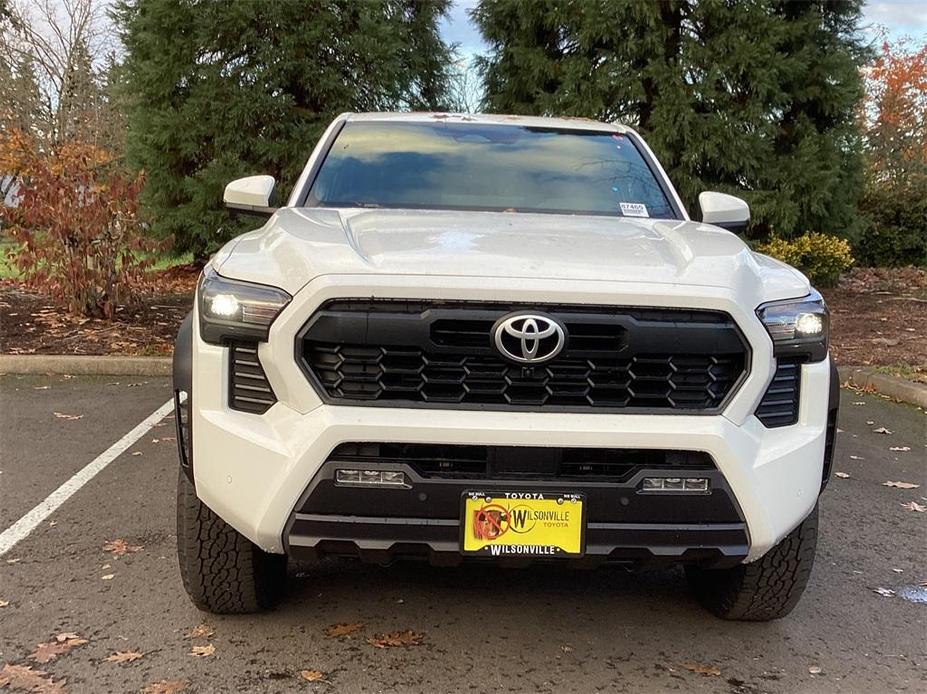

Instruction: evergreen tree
[472,0,870,239]
[116,0,452,258]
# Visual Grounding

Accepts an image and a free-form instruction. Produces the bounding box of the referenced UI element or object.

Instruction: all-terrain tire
[685,505,818,621]
[176,470,286,613]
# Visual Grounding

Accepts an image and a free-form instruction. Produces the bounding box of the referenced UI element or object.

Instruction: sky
[440,0,927,62]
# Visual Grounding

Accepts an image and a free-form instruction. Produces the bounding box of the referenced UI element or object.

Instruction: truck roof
[343,111,632,133]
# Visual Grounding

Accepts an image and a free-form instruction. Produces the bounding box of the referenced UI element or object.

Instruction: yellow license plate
[461,492,585,557]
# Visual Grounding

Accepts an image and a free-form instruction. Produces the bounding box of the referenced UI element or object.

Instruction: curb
[839,366,927,409]
[0,354,172,377]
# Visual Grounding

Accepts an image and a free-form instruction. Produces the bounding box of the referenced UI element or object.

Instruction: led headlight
[756,289,829,362]
[197,266,291,344]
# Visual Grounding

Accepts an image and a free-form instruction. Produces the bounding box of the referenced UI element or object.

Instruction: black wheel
[685,505,818,621]
[176,469,286,613]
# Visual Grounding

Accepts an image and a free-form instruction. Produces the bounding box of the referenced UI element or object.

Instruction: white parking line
[0,398,176,557]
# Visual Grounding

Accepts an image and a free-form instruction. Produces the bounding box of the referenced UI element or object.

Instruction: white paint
[0,398,175,557]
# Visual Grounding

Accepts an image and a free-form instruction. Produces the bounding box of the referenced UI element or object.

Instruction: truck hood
[215,208,809,300]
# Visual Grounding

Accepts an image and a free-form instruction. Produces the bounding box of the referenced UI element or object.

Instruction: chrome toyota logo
[492,313,566,364]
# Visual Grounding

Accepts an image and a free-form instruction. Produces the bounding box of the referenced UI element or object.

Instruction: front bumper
[188,274,832,564]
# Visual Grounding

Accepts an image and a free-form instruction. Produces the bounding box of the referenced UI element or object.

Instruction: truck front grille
[328,443,716,482]
[298,300,749,413]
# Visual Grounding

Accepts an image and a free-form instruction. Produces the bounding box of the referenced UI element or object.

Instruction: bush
[756,233,854,287]
[855,182,927,267]
[0,135,156,318]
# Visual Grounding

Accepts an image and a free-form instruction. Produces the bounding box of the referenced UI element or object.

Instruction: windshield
[307,121,679,219]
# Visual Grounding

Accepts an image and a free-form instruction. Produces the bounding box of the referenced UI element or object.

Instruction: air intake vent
[229,342,276,414]
[755,359,801,427]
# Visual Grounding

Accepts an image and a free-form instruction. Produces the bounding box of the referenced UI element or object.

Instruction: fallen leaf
[6,558,21,564]
[892,568,904,573]
[561,644,574,653]
[102,538,143,555]
[873,587,895,597]
[105,650,144,663]
[0,663,66,694]
[190,644,215,658]
[33,385,50,390]
[325,622,363,638]
[809,665,822,675]
[0,600,9,607]
[852,401,865,405]
[366,630,424,649]
[889,446,911,452]
[901,501,926,513]
[681,661,721,676]
[849,455,864,460]
[131,451,143,456]
[834,472,850,479]
[101,574,115,580]
[883,481,920,489]
[53,412,83,420]
[184,623,215,639]
[30,633,89,663]
[873,426,893,435]
[866,420,875,425]
[299,670,325,682]
[141,680,187,694]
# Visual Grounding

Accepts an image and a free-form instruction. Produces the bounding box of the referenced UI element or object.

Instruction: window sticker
[619,202,649,217]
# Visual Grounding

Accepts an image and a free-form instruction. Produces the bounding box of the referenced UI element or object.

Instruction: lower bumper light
[335,469,409,488]
[642,477,710,492]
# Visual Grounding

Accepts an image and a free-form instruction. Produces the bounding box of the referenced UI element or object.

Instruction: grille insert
[755,359,801,427]
[299,300,749,412]
[229,342,277,413]
[329,443,716,482]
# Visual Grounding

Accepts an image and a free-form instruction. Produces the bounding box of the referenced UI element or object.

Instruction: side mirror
[698,192,750,233]
[224,175,277,217]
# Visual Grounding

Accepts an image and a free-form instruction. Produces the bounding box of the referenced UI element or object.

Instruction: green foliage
[116,0,452,260]
[756,233,854,286]
[471,0,870,240]
[856,181,927,267]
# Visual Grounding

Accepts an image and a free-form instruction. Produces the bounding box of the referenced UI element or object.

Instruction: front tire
[176,470,286,613]
[686,505,818,621]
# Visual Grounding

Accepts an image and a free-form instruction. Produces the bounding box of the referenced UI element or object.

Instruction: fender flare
[173,312,194,482]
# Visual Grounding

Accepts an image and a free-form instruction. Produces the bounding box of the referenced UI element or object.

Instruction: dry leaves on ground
[299,670,326,682]
[834,472,851,479]
[189,644,215,658]
[52,412,83,420]
[901,501,926,513]
[681,661,721,676]
[873,426,893,435]
[889,446,911,452]
[325,623,363,638]
[0,600,9,607]
[366,630,424,649]
[873,587,895,597]
[30,633,89,664]
[809,665,823,675]
[184,623,215,639]
[141,680,187,694]
[102,538,143,556]
[883,481,921,489]
[0,663,66,694]
[105,651,144,664]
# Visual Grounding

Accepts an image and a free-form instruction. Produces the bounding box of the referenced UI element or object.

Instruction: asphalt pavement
[0,373,924,693]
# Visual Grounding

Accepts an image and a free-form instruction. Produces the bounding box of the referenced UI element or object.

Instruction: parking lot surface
[0,373,924,693]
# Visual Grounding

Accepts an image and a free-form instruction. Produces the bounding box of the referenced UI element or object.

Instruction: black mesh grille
[328,442,716,482]
[229,342,277,414]
[299,300,749,412]
[755,359,801,427]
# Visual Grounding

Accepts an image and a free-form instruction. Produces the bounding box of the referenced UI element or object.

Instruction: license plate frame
[460,491,586,558]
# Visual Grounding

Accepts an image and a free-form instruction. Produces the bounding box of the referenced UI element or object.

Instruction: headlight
[756,289,829,362]
[197,266,291,344]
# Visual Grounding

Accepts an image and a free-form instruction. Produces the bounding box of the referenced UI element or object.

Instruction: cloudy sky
[441,0,927,59]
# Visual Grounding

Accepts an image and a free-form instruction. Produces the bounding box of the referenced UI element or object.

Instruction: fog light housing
[641,477,710,492]
[335,469,409,488]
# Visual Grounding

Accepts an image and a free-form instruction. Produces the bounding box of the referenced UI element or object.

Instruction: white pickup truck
[171,112,838,620]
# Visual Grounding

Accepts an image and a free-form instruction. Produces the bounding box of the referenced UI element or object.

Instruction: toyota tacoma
[172,112,838,620]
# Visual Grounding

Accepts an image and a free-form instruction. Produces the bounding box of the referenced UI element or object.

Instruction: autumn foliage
[0,131,156,317]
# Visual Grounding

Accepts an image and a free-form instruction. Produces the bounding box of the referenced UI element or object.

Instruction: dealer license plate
[461,491,585,557]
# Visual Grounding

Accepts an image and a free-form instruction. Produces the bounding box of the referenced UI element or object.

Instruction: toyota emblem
[492,313,566,364]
